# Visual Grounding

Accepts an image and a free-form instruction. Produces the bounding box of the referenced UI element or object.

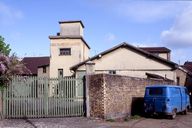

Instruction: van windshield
[148,88,163,95]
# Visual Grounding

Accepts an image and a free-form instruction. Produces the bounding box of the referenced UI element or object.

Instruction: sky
[0,0,192,65]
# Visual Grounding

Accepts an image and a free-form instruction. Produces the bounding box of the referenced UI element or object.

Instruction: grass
[124,117,129,121]
[106,119,115,122]
[131,115,141,119]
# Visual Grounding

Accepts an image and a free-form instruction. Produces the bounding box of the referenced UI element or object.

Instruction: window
[109,70,116,75]
[59,48,71,55]
[149,88,163,95]
[170,88,180,97]
[58,69,63,78]
[43,66,46,73]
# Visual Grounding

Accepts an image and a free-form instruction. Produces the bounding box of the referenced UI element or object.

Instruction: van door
[170,88,182,112]
[181,88,186,111]
[146,87,165,113]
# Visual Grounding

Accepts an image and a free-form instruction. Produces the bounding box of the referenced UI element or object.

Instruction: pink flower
[0,63,6,74]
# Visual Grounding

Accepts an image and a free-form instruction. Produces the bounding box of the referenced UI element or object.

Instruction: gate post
[84,75,90,117]
[84,61,95,117]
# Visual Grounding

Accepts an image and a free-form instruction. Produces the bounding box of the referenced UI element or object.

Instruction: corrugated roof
[146,72,173,82]
[22,56,50,75]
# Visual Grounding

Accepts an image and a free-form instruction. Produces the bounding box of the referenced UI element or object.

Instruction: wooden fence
[3,76,85,118]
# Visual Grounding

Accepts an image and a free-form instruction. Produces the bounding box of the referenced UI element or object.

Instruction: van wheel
[171,109,176,119]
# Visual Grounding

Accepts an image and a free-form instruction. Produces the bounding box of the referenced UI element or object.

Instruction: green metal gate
[3,76,85,118]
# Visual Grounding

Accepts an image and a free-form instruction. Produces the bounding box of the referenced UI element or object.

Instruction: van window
[149,88,163,95]
[170,88,180,97]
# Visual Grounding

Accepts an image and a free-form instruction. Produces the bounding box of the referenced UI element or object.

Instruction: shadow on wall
[131,97,144,116]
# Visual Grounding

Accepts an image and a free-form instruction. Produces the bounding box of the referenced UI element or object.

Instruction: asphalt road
[0,112,192,128]
[107,112,192,128]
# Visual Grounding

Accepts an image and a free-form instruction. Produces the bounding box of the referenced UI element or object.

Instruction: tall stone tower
[49,21,90,77]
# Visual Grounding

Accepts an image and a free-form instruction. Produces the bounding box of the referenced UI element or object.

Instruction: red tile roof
[139,47,170,53]
[22,56,50,75]
[183,61,192,72]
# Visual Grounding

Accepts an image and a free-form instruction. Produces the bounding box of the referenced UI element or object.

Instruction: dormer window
[60,48,71,56]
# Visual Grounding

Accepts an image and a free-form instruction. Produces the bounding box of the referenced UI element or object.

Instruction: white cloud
[0,2,23,25]
[132,42,159,48]
[171,48,192,64]
[87,1,190,23]
[116,1,186,23]
[161,5,192,48]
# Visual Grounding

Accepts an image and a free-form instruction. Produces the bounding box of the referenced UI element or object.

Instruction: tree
[0,36,30,88]
[0,36,11,56]
[0,54,30,87]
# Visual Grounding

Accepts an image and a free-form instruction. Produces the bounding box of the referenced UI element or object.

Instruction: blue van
[144,85,190,119]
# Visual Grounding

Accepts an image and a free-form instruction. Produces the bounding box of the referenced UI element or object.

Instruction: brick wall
[87,74,174,119]
[88,74,105,118]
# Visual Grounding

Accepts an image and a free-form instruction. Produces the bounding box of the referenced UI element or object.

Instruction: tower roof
[58,20,84,28]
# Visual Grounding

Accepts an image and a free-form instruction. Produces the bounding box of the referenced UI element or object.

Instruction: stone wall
[87,74,174,119]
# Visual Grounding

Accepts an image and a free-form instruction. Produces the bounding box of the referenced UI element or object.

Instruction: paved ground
[0,113,192,128]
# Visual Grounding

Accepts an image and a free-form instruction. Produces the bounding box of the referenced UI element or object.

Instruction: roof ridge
[23,56,50,58]
[70,42,177,71]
